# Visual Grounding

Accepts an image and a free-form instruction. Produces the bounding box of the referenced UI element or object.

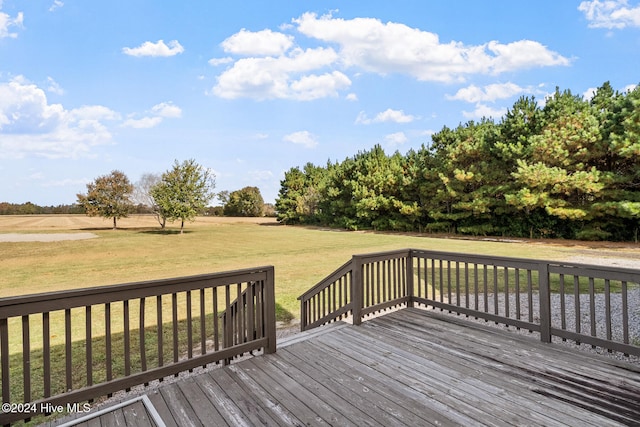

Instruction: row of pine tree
[276,82,640,241]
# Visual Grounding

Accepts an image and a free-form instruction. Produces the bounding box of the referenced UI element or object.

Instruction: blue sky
[1,1,639,206]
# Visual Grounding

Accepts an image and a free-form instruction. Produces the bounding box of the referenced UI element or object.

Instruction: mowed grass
[2,214,638,318]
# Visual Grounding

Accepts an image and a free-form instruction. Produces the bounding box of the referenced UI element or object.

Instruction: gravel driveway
[0,233,98,242]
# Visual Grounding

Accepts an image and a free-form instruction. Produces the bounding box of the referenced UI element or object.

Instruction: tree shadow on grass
[138,229,195,235]
[77,227,176,233]
[275,303,295,323]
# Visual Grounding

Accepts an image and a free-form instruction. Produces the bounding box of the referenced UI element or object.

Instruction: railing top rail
[0,266,274,319]
[411,248,543,269]
[353,248,412,263]
[299,259,353,301]
[548,262,640,281]
[411,248,640,278]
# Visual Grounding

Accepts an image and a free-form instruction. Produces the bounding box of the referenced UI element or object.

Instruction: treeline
[0,202,165,216]
[276,82,640,241]
[0,202,84,215]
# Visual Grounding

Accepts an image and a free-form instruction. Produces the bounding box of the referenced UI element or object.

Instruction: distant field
[1,214,640,318]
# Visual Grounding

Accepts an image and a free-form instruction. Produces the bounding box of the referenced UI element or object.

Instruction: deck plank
[260,350,389,426]
[70,307,640,427]
[371,309,640,425]
[192,370,254,427]
[237,356,343,426]
[158,383,203,427]
[207,367,283,426]
[293,337,512,426]
[281,342,451,426]
[322,325,562,426]
[145,389,179,427]
[367,311,640,425]
[356,310,635,425]
[121,400,152,427]
[225,364,304,426]
[176,377,229,427]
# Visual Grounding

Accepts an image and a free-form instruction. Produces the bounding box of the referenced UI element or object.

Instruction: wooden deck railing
[300,249,640,357]
[0,266,276,426]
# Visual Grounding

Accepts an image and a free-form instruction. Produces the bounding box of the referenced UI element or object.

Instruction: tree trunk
[180,219,184,234]
[113,216,117,230]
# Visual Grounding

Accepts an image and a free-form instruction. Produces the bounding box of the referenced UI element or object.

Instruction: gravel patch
[565,255,640,269]
[0,233,98,242]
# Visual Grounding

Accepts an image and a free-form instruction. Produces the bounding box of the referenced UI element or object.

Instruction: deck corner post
[406,250,415,308]
[264,266,277,354]
[352,255,364,326]
[538,262,552,343]
[299,297,307,333]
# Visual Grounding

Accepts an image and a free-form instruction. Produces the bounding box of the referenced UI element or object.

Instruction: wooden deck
[54,308,640,426]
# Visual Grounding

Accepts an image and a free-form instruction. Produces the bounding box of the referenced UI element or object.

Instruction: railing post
[299,298,307,332]
[406,250,414,307]
[538,262,552,343]
[352,255,363,326]
[264,266,277,354]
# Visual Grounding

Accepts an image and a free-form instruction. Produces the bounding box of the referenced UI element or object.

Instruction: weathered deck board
[344,313,620,426]
[62,308,640,426]
[121,400,152,427]
[145,389,178,427]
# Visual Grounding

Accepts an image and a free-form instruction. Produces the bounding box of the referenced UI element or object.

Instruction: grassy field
[2,214,640,318]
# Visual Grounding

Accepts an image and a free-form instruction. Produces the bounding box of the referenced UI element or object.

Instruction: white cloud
[384,131,408,146]
[293,12,570,82]
[0,77,118,159]
[46,77,64,95]
[486,40,571,74]
[356,108,417,124]
[151,102,182,118]
[221,29,294,56]
[583,87,598,101]
[208,57,234,66]
[122,40,184,57]
[283,130,318,148]
[0,7,23,38]
[346,93,358,101]
[211,12,569,101]
[447,82,527,103]
[122,102,181,128]
[122,116,163,129]
[289,71,351,100]
[212,47,347,100]
[462,103,507,120]
[49,1,64,12]
[579,0,640,29]
[70,105,119,121]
